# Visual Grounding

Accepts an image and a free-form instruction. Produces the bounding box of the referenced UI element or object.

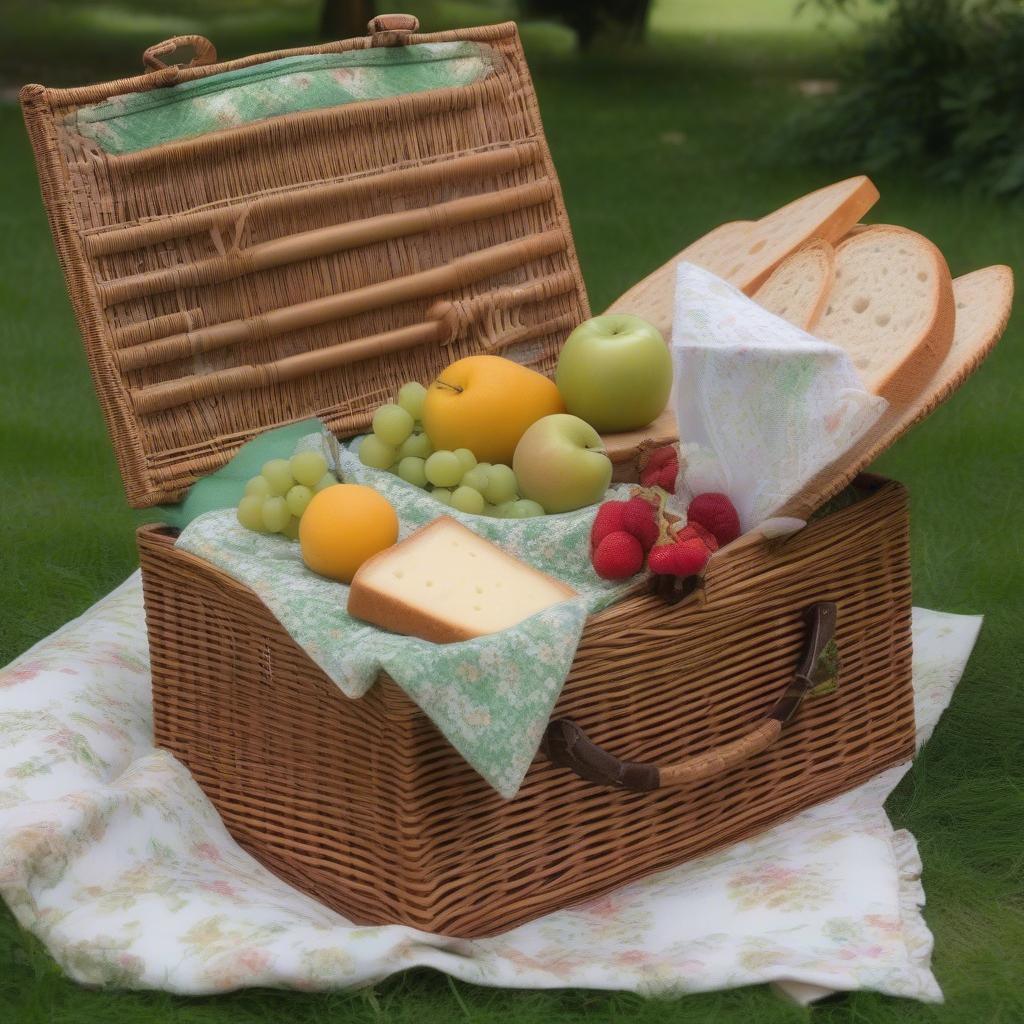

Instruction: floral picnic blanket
[0,576,979,1000]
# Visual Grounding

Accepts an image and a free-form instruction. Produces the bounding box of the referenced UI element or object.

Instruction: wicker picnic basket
[20,15,1010,937]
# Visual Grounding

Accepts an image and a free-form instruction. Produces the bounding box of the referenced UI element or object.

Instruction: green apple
[556,314,672,432]
[512,414,612,514]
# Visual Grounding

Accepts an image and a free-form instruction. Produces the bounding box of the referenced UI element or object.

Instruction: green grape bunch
[236,451,334,538]
[357,380,548,518]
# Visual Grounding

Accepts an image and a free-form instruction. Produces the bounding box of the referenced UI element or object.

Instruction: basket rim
[21,21,521,107]
[136,472,906,720]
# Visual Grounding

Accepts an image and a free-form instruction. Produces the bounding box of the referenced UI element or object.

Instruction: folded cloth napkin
[176,433,634,799]
[671,262,889,532]
[0,573,978,1001]
[152,417,323,530]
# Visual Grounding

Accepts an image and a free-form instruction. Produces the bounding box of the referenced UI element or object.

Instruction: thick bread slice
[753,238,836,330]
[776,264,1014,521]
[605,175,879,338]
[602,221,753,341]
[815,225,955,405]
[887,264,1013,434]
[348,517,576,644]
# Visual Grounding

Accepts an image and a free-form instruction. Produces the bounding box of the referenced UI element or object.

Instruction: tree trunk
[320,0,377,41]
[630,0,652,42]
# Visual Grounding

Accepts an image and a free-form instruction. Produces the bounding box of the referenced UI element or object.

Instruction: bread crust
[605,176,880,338]
[753,237,836,331]
[347,516,577,644]
[824,224,956,406]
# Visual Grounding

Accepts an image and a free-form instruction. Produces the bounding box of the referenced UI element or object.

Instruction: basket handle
[367,13,419,46]
[541,602,838,791]
[143,35,218,72]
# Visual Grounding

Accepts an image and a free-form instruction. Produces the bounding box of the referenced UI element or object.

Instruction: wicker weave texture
[20,22,588,507]
[140,477,915,937]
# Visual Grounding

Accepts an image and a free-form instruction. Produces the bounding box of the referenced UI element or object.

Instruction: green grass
[1,0,1022,1020]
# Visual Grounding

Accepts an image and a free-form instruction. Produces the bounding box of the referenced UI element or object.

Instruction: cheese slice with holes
[347,516,577,643]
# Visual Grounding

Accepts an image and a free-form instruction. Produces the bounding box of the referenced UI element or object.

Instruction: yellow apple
[513,414,612,513]
[421,355,564,465]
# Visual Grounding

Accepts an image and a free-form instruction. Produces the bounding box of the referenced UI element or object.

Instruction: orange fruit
[299,484,399,583]
[421,355,564,465]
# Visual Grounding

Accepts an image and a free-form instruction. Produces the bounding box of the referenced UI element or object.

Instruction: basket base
[141,476,916,937]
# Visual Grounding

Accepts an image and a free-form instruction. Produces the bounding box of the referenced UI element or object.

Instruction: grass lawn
[1,0,1022,1020]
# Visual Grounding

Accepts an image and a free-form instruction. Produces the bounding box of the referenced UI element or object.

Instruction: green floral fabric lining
[175,431,636,799]
[65,43,496,155]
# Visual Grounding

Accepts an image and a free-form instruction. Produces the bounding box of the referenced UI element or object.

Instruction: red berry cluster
[590,496,658,579]
[590,489,741,582]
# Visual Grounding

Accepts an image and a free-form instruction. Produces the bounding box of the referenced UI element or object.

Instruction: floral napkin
[0,573,979,1000]
[671,262,888,531]
[175,435,634,798]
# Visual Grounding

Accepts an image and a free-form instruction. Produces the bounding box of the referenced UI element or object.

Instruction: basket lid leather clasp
[143,35,218,73]
[368,14,419,47]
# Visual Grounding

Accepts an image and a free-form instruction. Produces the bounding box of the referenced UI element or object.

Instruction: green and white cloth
[65,43,496,155]
[176,430,635,798]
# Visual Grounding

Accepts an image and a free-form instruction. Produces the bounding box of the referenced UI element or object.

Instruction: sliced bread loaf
[753,238,835,330]
[776,264,1013,521]
[599,266,1012,490]
[731,175,878,292]
[815,225,955,404]
[605,176,879,337]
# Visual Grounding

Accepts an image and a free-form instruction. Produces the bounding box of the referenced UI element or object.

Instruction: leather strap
[541,720,659,791]
[542,602,839,791]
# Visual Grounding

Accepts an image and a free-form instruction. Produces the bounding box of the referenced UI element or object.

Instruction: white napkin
[671,262,888,532]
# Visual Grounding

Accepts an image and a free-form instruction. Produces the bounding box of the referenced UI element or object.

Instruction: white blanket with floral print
[0,574,979,1002]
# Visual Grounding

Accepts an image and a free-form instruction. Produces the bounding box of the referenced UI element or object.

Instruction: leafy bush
[788,0,1024,196]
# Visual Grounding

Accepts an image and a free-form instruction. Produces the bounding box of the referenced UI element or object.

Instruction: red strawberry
[640,445,679,492]
[687,492,741,547]
[591,501,628,552]
[592,530,645,580]
[647,536,711,577]
[676,521,719,553]
[621,495,659,552]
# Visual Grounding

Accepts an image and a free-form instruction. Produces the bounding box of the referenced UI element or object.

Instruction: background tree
[790,0,1024,195]
[320,0,376,40]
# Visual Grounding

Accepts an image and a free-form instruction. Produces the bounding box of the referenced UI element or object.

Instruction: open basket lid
[20,15,589,508]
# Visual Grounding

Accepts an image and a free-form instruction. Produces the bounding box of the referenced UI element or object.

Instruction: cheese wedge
[347,517,577,643]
